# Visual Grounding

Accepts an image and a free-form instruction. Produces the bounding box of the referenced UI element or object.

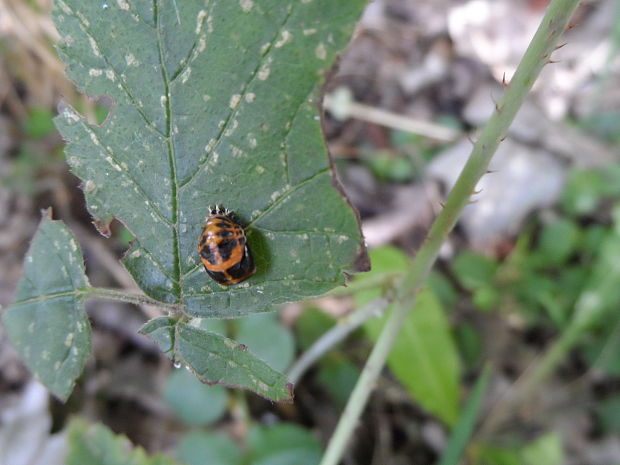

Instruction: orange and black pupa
[197,206,255,286]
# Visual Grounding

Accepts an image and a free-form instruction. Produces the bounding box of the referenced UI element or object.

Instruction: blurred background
[1,0,620,464]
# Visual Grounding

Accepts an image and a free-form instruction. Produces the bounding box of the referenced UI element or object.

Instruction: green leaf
[357,247,461,425]
[437,365,492,465]
[53,0,368,317]
[142,321,293,401]
[247,423,322,465]
[66,418,179,465]
[595,395,620,434]
[235,313,295,372]
[452,252,498,291]
[176,431,242,465]
[520,433,564,465]
[24,107,56,139]
[537,218,580,266]
[2,211,91,400]
[163,368,228,426]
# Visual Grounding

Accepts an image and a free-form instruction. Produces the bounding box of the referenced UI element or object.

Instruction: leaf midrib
[154,0,182,300]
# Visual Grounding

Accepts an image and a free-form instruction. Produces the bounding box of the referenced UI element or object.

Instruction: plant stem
[86,287,180,313]
[319,1,580,463]
[287,297,390,384]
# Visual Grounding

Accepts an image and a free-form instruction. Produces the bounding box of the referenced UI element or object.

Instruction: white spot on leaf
[275,30,292,48]
[89,68,103,76]
[116,0,129,10]
[315,43,327,60]
[240,0,253,12]
[229,94,241,109]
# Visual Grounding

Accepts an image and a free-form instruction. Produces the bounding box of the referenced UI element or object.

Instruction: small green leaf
[2,211,91,400]
[437,365,492,465]
[174,322,293,402]
[357,247,461,425]
[247,423,321,465]
[53,0,368,317]
[24,107,56,139]
[520,433,564,465]
[163,369,228,426]
[452,252,498,291]
[66,418,179,465]
[317,357,360,407]
[139,317,176,357]
[537,218,580,266]
[176,431,242,465]
[235,313,295,372]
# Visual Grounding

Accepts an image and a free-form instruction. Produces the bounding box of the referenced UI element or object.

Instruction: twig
[324,90,461,142]
[287,297,390,384]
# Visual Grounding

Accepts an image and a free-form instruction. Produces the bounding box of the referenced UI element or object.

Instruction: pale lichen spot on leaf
[303,28,317,36]
[202,94,211,102]
[130,249,141,258]
[105,69,115,81]
[89,37,101,57]
[224,339,237,349]
[26,255,33,263]
[205,138,216,152]
[195,10,207,34]
[274,30,292,48]
[195,36,207,54]
[315,43,327,60]
[181,67,192,84]
[54,361,61,370]
[106,156,123,172]
[76,11,90,27]
[245,93,256,103]
[89,68,103,77]
[65,333,74,348]
[229,94,241,109]
[42,351,50,360]
[116,0,130,11]
[247,134,257,148]
[160,95,168,108]
[209,152,219,166]
[125,53,139,67]
[218,120,226,128]
[260,42,270,54]
[239,0,253,13]
[231,145,244,158]
[63,108,80,123]
[258,65,270,81]
[256,165,265,174]
[89,132,101,146]
[69,239,78,252]
[69,156,80,167]
[57,0,72,15]
[224,120,239,137]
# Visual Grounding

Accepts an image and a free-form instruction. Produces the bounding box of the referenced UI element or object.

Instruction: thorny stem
[319,1,580,463]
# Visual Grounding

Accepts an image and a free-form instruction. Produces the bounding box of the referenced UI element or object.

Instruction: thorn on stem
[502,72,508,87]
[499,136,506,142]
[439,201,445,208]
[554,42,567,50]
[547,59,561,64]
[486,169,497,174]
[467,135,476,145]
[472,188,483,195]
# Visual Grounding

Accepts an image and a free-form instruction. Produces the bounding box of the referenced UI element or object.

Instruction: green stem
[86,287,180,312]
[320,1,579,463]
